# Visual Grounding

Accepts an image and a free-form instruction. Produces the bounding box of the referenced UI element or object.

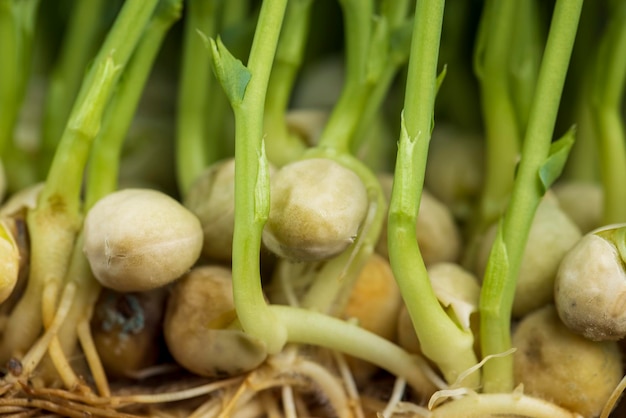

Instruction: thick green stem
[39,0,108,178]
[272,305,439,401]
[388,0,479,388]
[316,0,374,154]
[465,0,521,269]
[264,0,312,167]
[227,0,290,354]
[88,0,182,206]
[590,2,626,224]
[479,0,582,392]
[338,0,372,89]
[176,0,223,195]
[0,0,39,158]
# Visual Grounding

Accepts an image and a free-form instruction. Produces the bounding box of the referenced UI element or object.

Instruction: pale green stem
[230,0,290,354]
[388,0,479,388]
[315,0,373,154]
[479,0,583,392]
[509,0,543,134]
[39,0,107,178]
[271,305,439,401]
[0,0,21,158]
[590,2,626,224]
[176,0,223,196]
[88,0,182,205]
[0,0,39,154]
[337,0,372,89]
[264,0,312,167]
[465,0,521,269]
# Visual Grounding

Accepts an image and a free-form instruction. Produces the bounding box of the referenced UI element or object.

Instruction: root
[600,373,626,418]
[4,282,76,383]
[77,316,110,396]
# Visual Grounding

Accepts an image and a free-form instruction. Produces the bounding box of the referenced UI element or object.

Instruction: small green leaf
[538,126,576,193]
[430,65,447,133]
[201,33,251,105]
[436,65,447,95]
[481,220,510,309]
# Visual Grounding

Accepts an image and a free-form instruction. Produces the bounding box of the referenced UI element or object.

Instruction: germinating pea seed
[513,305,622,418]
[184,158,237,262]
[164,265,267,377]
[555,224,626,341]
[263,158,368,262]
[83,188,203,292]
[475,195,581,317]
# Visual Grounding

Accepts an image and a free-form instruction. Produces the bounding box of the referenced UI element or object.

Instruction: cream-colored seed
[163,266,267,377]
[263,158,368,262]
[184,158,237,262]
[424,126,484,221]
[475,195,581,317]
[342,253,403,382]
[553,181,603,234]
[513,305,622,418]
[83,188,203,292]
[555,227,626,341]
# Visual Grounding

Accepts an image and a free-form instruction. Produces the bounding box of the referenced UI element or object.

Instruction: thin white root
[428,347,518,409]
[281,385,297,418]
[6,282,76,382]
[77,316,110,397]
[108,376,245,406]
[259,389,283,418]
[600,373,626,418]
[277,355,352,418]
[332,350,365,418]
[379,377,407,418]
[47,337,80,389]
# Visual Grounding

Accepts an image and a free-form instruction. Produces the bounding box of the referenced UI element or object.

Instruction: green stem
[176,0,223,196]
[509,0,543,133]
[388,0,479,387]
[0,0,20,157]
[228,0,290,354]
[590,1,626,224]
[271,305,438,400]
[88,0,182,207]
[479,0,583,392]
[39,0,108,178]
[338,0,372,89]
[315,0,375,154]
[466,0,522,268]
[0,0,39,157]
[263,0,312,167]
[562,0,602,182]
